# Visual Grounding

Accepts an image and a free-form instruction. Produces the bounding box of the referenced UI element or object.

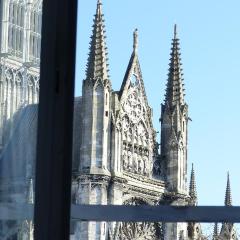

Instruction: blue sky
[75,0,240,206]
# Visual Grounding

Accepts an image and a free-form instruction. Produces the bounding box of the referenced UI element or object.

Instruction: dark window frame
[33,0,77,239]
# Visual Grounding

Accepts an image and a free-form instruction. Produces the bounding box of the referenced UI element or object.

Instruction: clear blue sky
[75,0,240,206]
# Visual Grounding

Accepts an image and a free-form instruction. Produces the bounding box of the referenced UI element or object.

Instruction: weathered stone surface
[1,1,236,240]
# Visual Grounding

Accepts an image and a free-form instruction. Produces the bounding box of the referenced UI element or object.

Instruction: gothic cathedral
[0,0,237,239]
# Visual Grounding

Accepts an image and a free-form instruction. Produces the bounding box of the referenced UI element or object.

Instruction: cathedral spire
[189,163,197,205]
[219,173,237,239]
[212,223,219,239]
[160,25,188,194]
[225,172,232,206]
[165,24,185,107]
[120,29,147,99]
[85,0,109,82]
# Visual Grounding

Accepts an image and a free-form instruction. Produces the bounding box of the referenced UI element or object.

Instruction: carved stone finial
[174,24,177,39]
[96,0,102,16]
[189,163,197,205]
[133,28,138,52]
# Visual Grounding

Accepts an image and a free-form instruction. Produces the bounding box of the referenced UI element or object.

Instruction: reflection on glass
[71,221,240,240]
[0,0,42,239]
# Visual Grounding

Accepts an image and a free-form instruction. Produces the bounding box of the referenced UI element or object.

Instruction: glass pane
[72,0,240,238]
[70,221,240,239]
[0,0,42,238]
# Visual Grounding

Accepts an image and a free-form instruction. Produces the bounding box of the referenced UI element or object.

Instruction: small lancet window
[105,93,108,105]
[183,121,185,132]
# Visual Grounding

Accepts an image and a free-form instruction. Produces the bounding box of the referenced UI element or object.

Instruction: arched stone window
[8,1,24,58]
[29,8,42,63]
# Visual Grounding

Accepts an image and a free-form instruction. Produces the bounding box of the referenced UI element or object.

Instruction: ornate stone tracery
[118,73,155,177]
[118,222,157,240]
[116,198,161,240]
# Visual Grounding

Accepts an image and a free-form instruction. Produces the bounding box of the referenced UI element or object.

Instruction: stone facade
[70,1,191,239]
[0,0,41,151]
[0,0,41,239]
[0,0,238,240]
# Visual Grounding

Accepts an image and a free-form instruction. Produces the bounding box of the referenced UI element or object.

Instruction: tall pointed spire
[220,173,237,239]
[86,0,109,82]
[189,163,197,205]
[165,24,185,107]
[212,223,219,239]
[225,172,232,206]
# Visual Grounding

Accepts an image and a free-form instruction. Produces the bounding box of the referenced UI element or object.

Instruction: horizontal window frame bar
[2,204,240,223]
[0,203,33,220]
[71,205,240,223]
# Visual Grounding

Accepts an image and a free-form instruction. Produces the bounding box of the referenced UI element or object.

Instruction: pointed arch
[119,50,147,105]
[137,120,148,136]
[94,77,104,90]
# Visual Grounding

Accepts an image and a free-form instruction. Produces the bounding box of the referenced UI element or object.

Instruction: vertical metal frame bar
[34,0,77,239]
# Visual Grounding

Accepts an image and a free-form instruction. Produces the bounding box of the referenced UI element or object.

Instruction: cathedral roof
[85,0,110,82]
[119,29,147,103]
[165,24,185,107]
